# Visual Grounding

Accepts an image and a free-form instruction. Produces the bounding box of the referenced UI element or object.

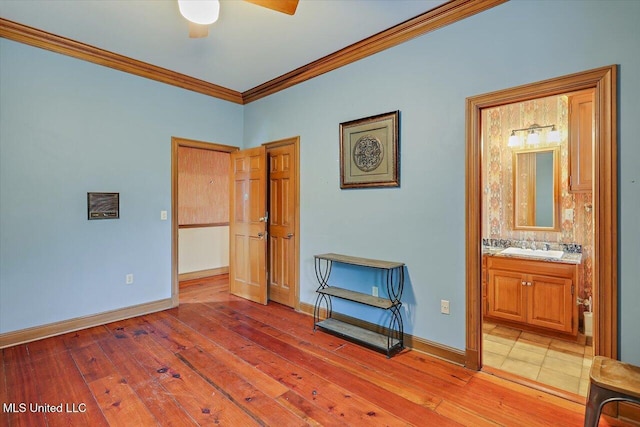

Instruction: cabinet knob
[522,281,527,286]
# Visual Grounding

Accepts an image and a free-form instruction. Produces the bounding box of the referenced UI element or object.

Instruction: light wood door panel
[487,270,526,323]
[528,274,573,333]
[569,89,594,192]
[229,146,267,304]
[267,144,297,307]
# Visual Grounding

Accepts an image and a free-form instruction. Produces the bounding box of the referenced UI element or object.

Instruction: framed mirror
[512,146,560,231]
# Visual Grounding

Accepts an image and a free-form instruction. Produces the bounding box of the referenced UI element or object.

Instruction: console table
[313,253,404,357]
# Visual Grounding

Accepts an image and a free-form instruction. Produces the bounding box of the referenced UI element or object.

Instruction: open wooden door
[229,146,268,304]
[267,141,298,308]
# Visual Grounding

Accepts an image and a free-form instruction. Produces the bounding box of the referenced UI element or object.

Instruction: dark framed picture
[339,111,399,189]
[87,192,119,220]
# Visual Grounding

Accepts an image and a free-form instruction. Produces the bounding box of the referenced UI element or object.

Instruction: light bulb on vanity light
[508,131,522,147]
[527,130,540,145]
[547,125,560,143]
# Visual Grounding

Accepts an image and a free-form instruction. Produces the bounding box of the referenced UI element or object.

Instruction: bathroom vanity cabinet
[313,253,404,357]
[485,256,578,336]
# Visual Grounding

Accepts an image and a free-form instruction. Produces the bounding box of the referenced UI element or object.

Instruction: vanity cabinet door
[527,274,574,333]
[487,269,526,323]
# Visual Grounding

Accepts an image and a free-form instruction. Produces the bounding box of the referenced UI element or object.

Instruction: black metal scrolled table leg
[314,257,332,289]
[386,266,403,303]
[313,293,333,328]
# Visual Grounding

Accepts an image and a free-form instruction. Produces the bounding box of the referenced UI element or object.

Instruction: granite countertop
[483,246,582,265]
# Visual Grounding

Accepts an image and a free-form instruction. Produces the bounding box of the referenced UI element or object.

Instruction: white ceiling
[0,0,448,93]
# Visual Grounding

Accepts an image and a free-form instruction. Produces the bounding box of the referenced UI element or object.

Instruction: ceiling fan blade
[243,0,299,15]
[188,22,209,38]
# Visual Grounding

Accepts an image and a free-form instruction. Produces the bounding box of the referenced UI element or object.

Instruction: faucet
[528,236,536,251]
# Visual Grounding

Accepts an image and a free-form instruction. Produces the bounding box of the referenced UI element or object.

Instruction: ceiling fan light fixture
[178,0,220,25]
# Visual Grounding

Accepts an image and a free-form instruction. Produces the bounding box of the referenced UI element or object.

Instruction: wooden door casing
[466,66,617,370]
[229,146,268,305]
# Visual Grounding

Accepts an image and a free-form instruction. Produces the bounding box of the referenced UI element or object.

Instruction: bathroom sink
[500,247,564,259]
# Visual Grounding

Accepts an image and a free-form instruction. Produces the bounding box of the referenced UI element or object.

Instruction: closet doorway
[171,136,300,309]
[171,137,238,306]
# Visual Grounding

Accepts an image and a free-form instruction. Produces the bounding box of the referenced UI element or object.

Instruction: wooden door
[229,146,268,304]
[267,143,297,307]
[528,274,574,333]
[487,269,526,323]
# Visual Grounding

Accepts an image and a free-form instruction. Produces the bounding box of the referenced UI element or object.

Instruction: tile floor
[482,321,593,396]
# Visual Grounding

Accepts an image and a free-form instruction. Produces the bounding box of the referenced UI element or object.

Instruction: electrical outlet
[372,286,379,297]
[440,299,450,315]
[126,274,134,285]
[160,210,168,221]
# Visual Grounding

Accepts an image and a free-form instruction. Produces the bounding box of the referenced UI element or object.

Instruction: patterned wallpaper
[482,95,594,302]
[178,147,230,226]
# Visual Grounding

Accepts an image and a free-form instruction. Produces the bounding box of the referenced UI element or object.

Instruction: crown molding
[241,0,507,103]
[0,18,244,104]
[1,0,506,105]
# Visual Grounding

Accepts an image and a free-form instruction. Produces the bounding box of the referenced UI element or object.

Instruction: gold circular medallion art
[352,135,383,172]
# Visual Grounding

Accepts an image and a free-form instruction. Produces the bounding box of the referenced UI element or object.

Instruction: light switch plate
[441,300,450,315]
[564,208,574,221]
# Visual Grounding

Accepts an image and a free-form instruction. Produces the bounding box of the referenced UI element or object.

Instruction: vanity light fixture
[507,124,559,147]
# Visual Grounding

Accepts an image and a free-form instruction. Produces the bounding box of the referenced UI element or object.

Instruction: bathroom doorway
[464,66,618,397]
[478,92,595,396]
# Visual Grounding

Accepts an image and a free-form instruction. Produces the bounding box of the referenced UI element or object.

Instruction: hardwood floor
[1,275,633,426]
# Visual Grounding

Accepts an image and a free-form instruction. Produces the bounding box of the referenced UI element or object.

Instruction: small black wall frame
[87,192,119,220]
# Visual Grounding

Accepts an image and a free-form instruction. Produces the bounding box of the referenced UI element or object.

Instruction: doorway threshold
[481,365,586,405]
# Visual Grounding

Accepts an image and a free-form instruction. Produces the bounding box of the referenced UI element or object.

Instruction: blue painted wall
[0,38,243,332]
[243,1,640,363]
[2,1,639,365]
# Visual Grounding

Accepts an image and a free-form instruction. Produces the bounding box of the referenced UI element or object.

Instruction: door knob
[285,233,294,239]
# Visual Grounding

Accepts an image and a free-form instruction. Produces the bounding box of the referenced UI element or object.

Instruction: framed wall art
[87,192,119,220]
[339,110,399,189]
